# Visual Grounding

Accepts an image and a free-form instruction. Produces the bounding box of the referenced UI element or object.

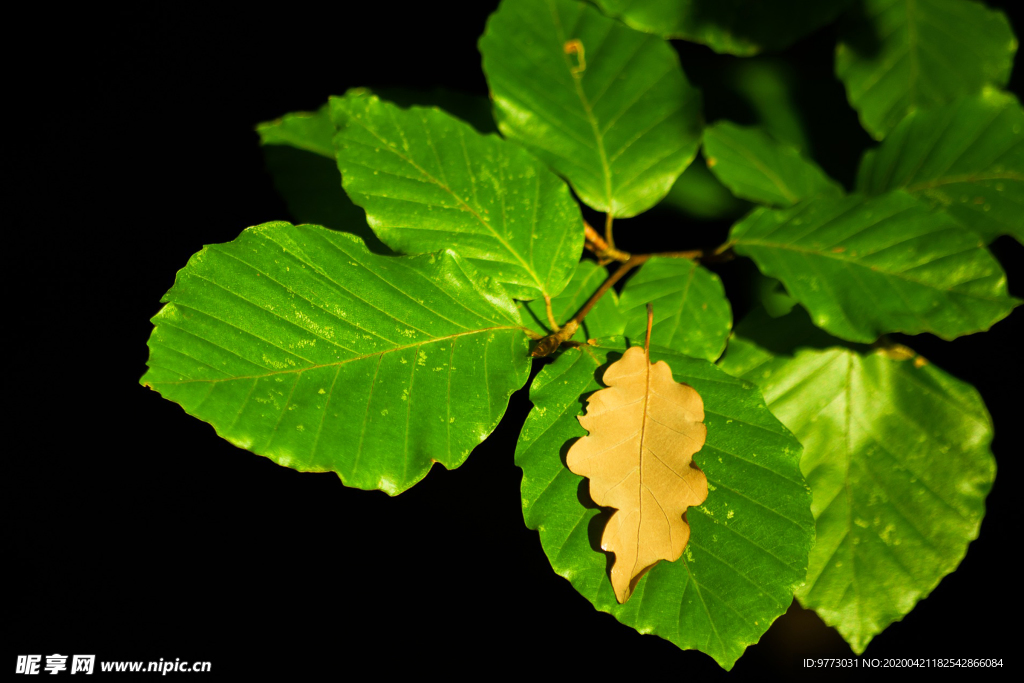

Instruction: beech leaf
[479,0,703,217]
[618,257,733,361]
[568,343,708,603]
[516,339,813,668]
[719,307,996,652]
[141,222,531,495]
[729,190,1019,342]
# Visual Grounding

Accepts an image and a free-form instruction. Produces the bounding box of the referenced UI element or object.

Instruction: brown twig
[651,249,703,260]
[531,254,649,357]
[582,222,734,265]
[706,241,736,263]
[530,232,737,358]
[571,255,649,326]
[530,320,579,358]
[647,246,735,263]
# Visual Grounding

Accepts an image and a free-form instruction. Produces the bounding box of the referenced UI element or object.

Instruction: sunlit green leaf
[516,339,813,669]
[703,122,843,206]
[592,0,852,56]
[480,0,703,217]
[257,105,336,157]
[857,88,1024,244]
[331,92,584,301]
[719,307,996,653]
[142,222,531,495]
[730,190,1019,342]
[836,0,1017,139]
[618,257,732,360]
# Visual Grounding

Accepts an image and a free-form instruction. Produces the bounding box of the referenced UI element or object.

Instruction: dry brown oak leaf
[567,346,708,603]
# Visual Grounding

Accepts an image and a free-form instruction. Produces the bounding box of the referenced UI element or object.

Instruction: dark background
[12,1,1021,678]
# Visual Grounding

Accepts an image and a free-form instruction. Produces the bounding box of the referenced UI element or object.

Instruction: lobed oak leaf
[567,342,708,603]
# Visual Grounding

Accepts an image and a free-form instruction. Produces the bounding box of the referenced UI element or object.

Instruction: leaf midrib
[549,0,614,210]
[144,325,525,385]
[735,237,1007,303]
[904,170,1024,192]
[635,348,653,582]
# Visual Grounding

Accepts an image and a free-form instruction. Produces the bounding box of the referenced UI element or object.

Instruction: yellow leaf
[567,344,708,603]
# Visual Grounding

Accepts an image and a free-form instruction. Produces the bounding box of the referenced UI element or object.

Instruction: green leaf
[703,122,843,207]
[655,154,750,221]
[330,92,584,302]
[618,257,732,361]
[857,89,1024,244]
[719,308,995,653]
[729,190,1019,343]
[516,339,813,669]
[592,0,853,56]
[257,106,386,251]
[141,222,531,496]
[257,105,337,157]
[521,259,626,338]
[479,0,703,217]
[836,0,1018,139]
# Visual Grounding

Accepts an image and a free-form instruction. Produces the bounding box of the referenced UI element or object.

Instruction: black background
[12,1,1022,678]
